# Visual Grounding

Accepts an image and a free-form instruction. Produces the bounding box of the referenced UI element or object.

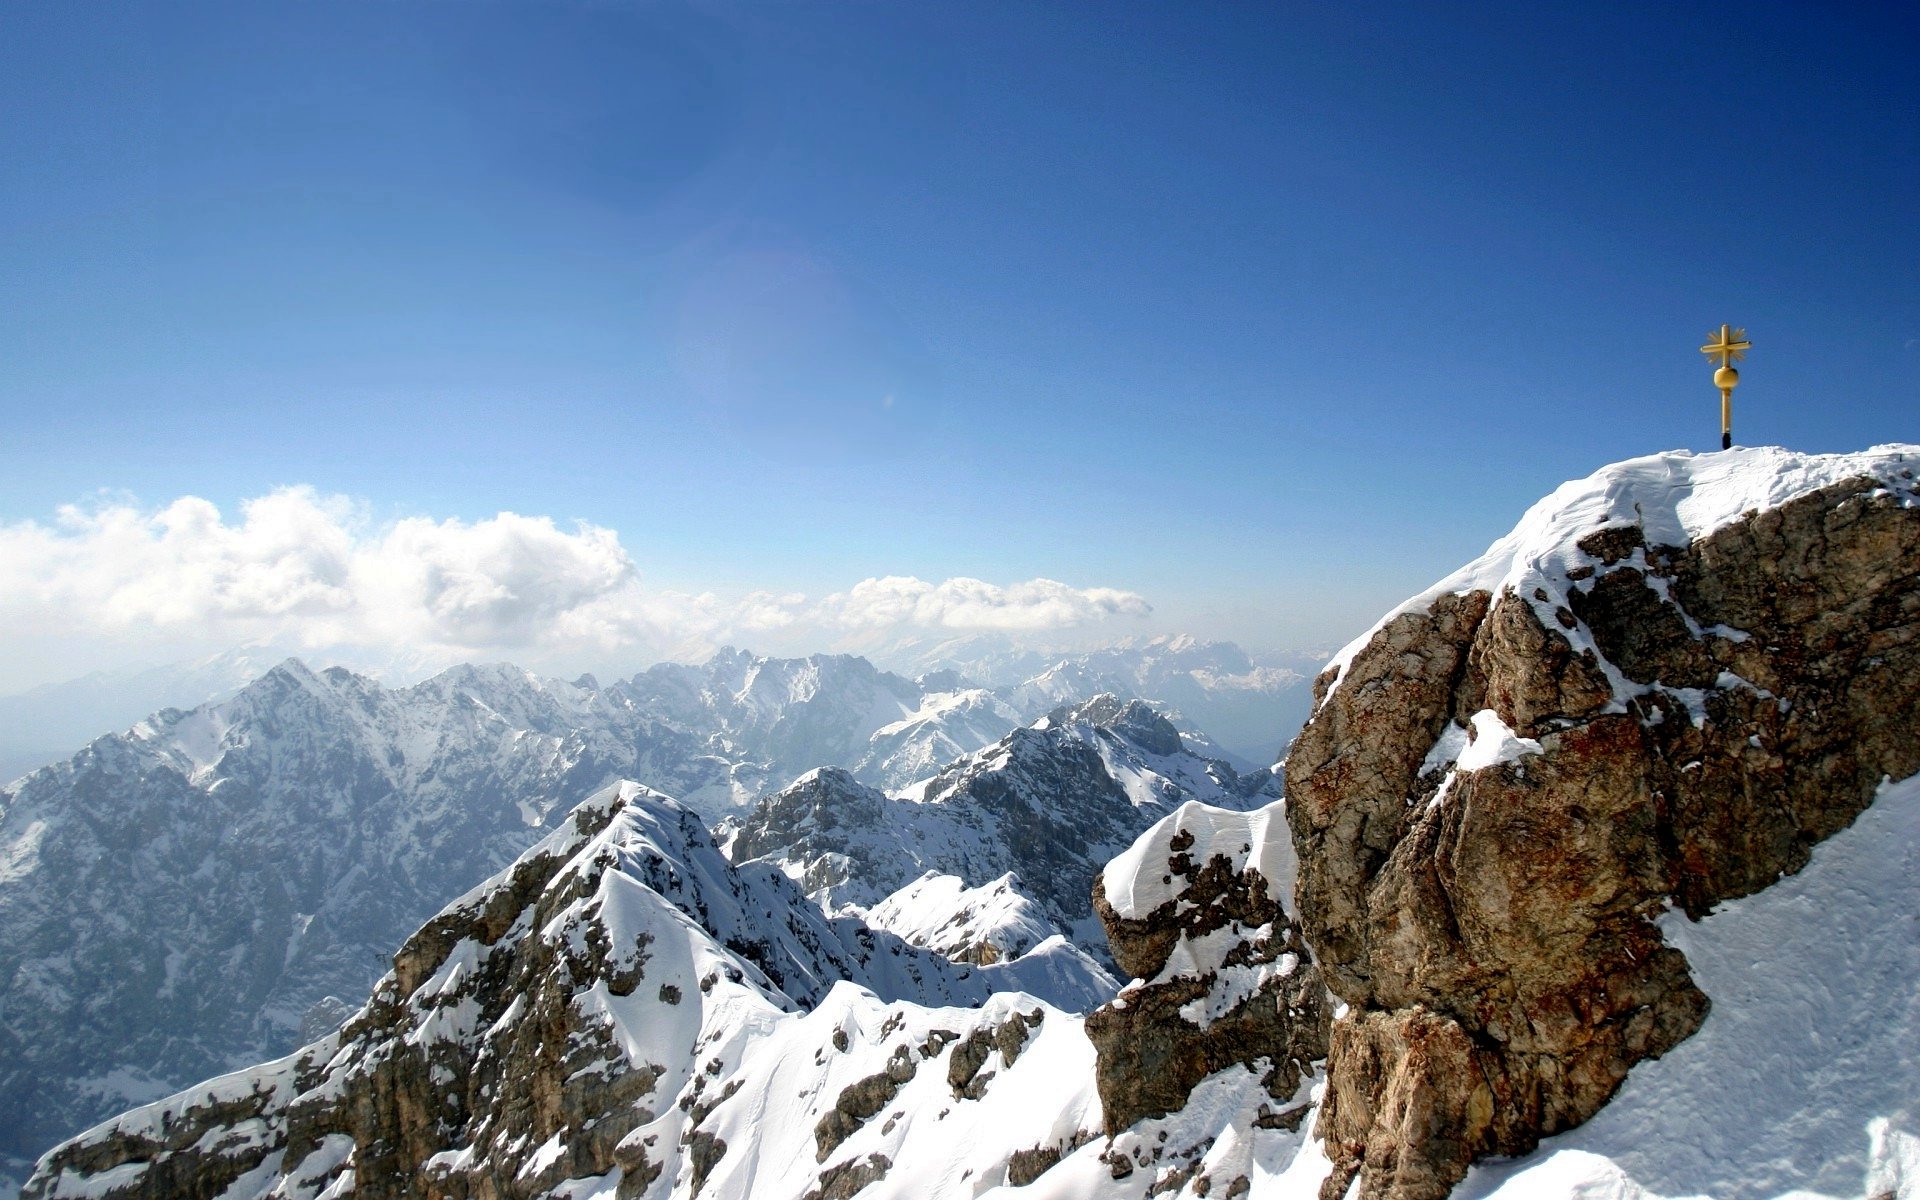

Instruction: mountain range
[0,634,1313,787]
[0,649,1267,1189]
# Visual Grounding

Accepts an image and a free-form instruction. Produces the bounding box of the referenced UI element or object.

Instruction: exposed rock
[1085,802,1330,1136]
[686,1131,727,1196]
[802,1153,891,1200]
[1287,463,1920,1200]
[1007,1143,1064,1186]
[1005,1128,1098,1188]
[815,1045,918,1160]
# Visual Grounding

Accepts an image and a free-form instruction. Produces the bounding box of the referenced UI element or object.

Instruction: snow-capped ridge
[1322,444,1920,704]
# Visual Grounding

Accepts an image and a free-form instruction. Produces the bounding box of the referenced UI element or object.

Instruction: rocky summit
[22,445,1920,1200]
[1286,445,1920,1199]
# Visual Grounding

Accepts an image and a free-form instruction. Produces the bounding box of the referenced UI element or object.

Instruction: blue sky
[1,1,1914,687]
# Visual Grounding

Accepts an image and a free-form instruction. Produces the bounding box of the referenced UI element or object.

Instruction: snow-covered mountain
[996,636,1314,766]
[26,444,1920,1200]
[0,644,460,786]
[726,696,1281,962]
[0,652,1178,1188]
[0,648,273,784]
[0,659,742,1189]
[890,634,1318,766]
[613,648,1029,796]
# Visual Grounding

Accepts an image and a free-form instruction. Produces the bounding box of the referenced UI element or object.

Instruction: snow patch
[1102,799,1293,921]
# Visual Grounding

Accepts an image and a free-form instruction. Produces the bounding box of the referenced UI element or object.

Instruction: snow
[1321,445,1920,705]
[1102,799,1293,921]
[1177,953,1297,1026]
[1868,1119,1920,1200]
[521,1133,566,1179]
[1452,709,1543,773]
[864,871,1061,961]
[1459,771,1920,1200]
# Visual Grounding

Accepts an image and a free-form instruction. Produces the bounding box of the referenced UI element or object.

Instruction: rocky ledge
[1285,447,1920,1199]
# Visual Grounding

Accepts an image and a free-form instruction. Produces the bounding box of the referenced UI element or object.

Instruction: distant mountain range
[0,634,1318,785]
[0,642,1292,1190]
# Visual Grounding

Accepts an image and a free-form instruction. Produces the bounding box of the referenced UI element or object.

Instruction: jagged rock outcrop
[1286,448,1920,1200]
[1085,801,1331,1181]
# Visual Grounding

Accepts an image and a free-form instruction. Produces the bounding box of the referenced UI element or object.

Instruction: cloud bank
[0,489,1150,687]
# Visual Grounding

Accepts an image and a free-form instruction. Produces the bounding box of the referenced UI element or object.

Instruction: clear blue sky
[1,0,1914,673]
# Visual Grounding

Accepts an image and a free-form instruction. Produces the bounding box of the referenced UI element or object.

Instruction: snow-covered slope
[21,783,1124,1200]
[864,872,1062,965]
[1459,771,1920,1200]
[0,659,731,1190]
[728,696,1281,964]
[0,652,1131,1188]
[852,687,1027,789]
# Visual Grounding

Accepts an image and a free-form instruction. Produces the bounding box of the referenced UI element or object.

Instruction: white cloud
[818,575,1151,632]
[0,490,1150,689]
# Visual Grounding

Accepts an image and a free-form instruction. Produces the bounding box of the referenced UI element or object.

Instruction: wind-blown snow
[1321,445,1920,704]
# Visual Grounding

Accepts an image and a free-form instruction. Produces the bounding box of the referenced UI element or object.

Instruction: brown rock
[1085,816,1330,1136]
[1286,477,1920,1199]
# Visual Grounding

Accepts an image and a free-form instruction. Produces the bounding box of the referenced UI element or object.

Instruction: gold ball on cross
[1714,365,1739,390]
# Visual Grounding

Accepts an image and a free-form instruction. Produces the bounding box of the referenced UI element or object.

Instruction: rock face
[1285,449,1920,1200]
[1086,801,1330,1141]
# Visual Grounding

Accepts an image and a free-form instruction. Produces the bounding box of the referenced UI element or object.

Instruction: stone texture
[1286,476,1920,1200]
[1085,812,1330,1137]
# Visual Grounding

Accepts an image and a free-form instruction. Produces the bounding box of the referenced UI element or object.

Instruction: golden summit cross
[1700,324,1751,450]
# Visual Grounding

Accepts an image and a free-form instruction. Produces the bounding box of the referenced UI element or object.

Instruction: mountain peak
[1285,443,1920,1197]
[1049,694,1184,757]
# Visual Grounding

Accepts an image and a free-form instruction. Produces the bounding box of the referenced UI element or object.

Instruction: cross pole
[1700,324,1751,449]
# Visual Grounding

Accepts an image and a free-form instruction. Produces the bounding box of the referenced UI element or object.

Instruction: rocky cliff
[1285,446,1920,1199]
